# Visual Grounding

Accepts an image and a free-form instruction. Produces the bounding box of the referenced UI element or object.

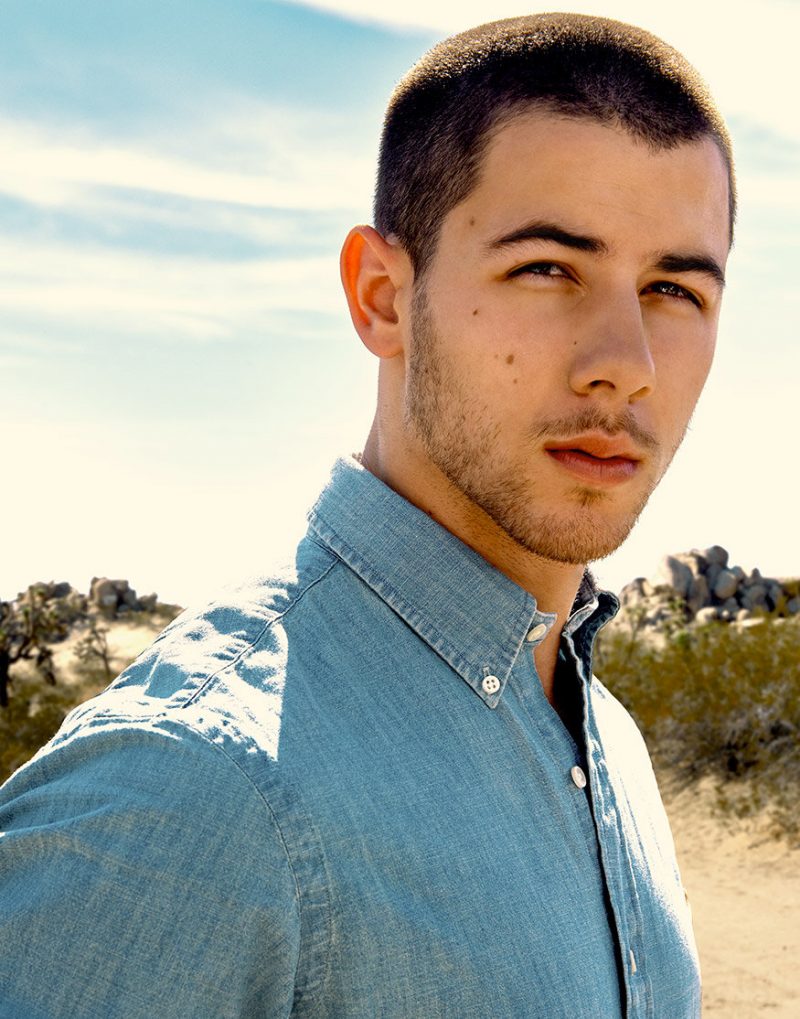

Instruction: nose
[567,292,656,404]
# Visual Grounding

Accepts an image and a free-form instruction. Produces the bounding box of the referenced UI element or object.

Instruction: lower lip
[546,449,639,485]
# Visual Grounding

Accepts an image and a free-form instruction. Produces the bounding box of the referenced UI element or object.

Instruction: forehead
[444,110,731,260]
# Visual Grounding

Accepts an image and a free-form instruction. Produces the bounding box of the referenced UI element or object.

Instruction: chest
[279,669,699,1019]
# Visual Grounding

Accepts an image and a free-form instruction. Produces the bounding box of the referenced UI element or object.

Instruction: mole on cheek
[469,217,476,226]
[472,308,479,316]
[505,354,515,365]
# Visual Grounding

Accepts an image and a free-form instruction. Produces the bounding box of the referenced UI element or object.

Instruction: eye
[643,280,702,308]
[508,261,572,280]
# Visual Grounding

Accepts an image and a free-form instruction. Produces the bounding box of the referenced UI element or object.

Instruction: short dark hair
[374,14,735,277]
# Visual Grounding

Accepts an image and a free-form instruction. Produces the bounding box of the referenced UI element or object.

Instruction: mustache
[530,407,659,452]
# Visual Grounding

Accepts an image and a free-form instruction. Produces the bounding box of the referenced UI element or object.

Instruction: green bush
[0,673,79,782]
[595,617,800,839]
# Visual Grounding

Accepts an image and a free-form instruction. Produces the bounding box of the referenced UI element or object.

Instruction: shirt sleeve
[0,711,301,1019]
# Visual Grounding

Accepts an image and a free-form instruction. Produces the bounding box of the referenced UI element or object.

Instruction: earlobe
[340,225,407,359]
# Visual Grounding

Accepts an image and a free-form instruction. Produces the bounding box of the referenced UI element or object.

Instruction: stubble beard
[405,287,680,565]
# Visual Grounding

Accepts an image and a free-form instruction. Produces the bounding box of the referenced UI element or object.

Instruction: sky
[2,0,797,608]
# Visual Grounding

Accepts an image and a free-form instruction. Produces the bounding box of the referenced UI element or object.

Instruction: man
[0,13,732,1018]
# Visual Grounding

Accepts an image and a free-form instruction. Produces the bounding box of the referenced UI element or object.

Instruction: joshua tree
[0,585,69,708]
[73,619,115,682]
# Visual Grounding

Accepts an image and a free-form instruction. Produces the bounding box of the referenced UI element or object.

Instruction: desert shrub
[595,617,800,838]
[0,673,78,782]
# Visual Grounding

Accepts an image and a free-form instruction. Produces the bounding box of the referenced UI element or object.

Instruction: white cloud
[0,111,374,214]
[0,237,343,342]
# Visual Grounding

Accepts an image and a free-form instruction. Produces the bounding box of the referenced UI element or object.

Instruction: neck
[360,424,586,703]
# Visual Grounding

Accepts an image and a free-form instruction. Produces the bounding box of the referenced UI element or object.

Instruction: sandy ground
[664,778,799,1017]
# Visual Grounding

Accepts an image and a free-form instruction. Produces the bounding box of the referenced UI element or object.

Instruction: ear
[340,225,410,359]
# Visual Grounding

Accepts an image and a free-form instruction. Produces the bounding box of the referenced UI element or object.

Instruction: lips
[544,434,642,461]
[544,433,643,485]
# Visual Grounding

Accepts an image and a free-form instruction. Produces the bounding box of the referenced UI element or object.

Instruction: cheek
[656,343,715,436]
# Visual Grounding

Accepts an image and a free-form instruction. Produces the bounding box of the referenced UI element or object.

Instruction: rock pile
[616,545,800,632]
[15,581,88,626]
[9,578,159,622]
[88,577,158,618]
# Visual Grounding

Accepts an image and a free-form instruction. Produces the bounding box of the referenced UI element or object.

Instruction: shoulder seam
[181,554,340,709]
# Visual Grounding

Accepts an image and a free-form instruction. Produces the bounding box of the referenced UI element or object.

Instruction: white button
[526,623,548,642]
[570,765,587,789]
[481,675,501,695]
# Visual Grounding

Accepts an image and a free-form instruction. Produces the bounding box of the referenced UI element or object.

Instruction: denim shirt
[0,457,700,1019]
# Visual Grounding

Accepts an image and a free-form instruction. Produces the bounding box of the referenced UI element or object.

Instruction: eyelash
[643,281,702,307]
[508,262,702,308]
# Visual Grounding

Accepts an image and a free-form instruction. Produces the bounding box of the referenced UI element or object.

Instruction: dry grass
[595,615,800,841]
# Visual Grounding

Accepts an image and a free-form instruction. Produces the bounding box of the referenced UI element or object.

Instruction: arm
[0,713,300,1019]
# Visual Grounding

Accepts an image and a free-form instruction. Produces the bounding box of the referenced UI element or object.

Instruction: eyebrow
[653,253,726,288]
[486,219,726,288]
[486,220,608,255]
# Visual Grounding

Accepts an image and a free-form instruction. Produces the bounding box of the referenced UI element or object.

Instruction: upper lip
[544,433,644,461]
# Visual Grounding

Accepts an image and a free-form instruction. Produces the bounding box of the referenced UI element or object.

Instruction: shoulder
[140,532,340,691]
[0,697,307,1017]
[70,534,339,716]
[14,533,346,792]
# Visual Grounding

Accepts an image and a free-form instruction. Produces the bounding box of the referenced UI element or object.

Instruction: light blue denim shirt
[0,456,700,1018]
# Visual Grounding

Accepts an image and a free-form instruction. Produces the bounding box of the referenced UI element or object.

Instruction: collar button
[481,675,501,695]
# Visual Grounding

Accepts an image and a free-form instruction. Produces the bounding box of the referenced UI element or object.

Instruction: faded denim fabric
[0,456,700,1018]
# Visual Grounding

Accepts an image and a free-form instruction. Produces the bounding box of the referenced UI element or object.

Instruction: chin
[486,489,647,565]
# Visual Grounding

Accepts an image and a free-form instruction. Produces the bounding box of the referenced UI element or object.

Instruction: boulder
[89,577,137,618]
[656,555,694,599]
[687,575,710,615]
[619,578,646,605]
[741,584,768,612]
[705,563,723,593]
[695,607,718,625]
[766,581,784,612]
[689,549,709,574]
[703,545,729,568]
[675,552,704,578]
[90,577,118,614]
[713,569,739,601]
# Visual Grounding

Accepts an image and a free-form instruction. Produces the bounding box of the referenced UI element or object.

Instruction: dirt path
[665,779,799,1017]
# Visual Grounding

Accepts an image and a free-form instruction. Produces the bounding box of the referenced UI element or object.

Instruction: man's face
[402,110,730,564]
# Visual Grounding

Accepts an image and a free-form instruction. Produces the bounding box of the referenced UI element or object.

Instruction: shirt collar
[307,457,618,708]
